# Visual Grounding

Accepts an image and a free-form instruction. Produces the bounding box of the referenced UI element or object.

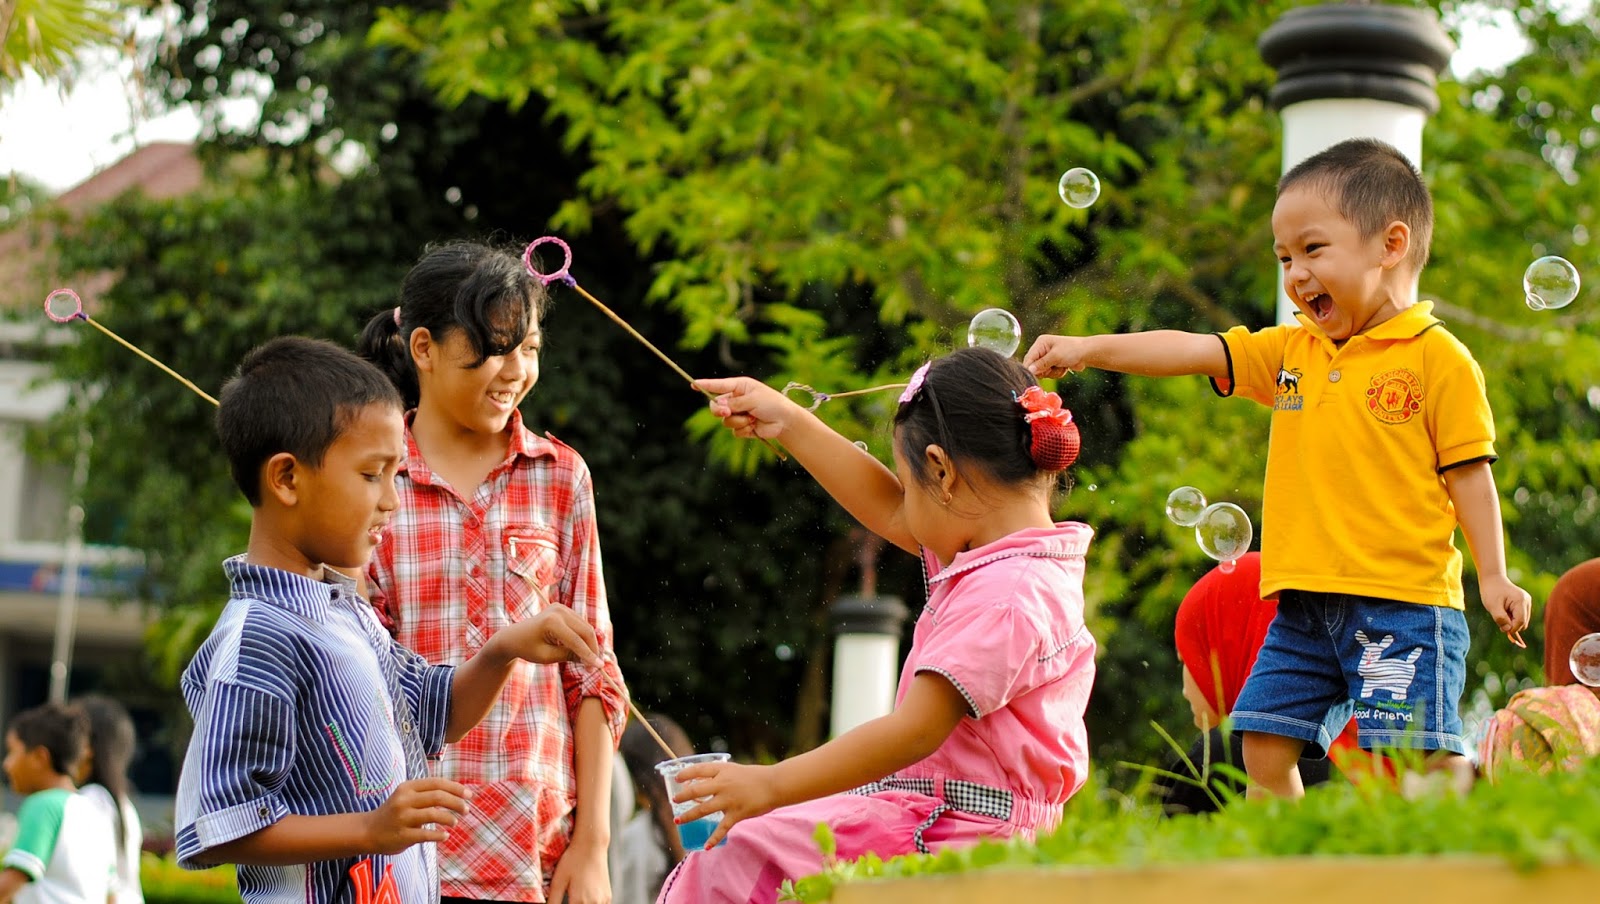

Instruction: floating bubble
[1165,486,1207,527]
[775,643,795,662]
[967,308,1022,357]
[1572,633,1600,687]
[1195,502,1252,565]
[1523,255,1580,310]
[1057,167,1101,209]
[1218,559,1237,575]
[853,441,869,452]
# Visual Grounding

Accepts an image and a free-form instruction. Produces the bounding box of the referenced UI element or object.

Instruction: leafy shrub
[782,756,1600,901]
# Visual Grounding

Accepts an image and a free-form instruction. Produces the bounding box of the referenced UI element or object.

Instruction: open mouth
[488,390,515,408]
[1303,292,1333,321]
[369,524,386,544]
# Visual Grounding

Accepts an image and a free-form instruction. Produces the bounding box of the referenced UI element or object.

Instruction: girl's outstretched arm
[667,673,969,847]
[695,376,920,555]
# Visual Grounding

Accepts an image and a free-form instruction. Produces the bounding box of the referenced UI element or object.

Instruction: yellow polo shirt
[1212,301,1496,609]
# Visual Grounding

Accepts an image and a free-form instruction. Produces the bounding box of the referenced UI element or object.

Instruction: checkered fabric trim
[849,777,1015,854]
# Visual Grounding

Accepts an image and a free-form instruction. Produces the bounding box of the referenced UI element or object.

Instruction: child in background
[358,242,628,904]
[174,337,605,904]
[612,715,694,904]
[661,347,1097,903]
[72,695,144,904]
[1025,138,1531,797]
[0,702,114,904]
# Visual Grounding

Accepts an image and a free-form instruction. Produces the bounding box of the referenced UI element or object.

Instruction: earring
[940,493,953,506]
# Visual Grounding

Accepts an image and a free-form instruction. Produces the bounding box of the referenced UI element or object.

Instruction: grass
[780,755,1600,902]
[141,853,239,904]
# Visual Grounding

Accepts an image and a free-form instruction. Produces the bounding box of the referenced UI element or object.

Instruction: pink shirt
[894,523,1096,829]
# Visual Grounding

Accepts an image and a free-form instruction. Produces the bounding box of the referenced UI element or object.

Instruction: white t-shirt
[79,784,143,904]
[612,810,669,904]
[2,788,116,904]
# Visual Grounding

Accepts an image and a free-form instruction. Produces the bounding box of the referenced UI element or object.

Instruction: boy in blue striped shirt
[175,337,606,904]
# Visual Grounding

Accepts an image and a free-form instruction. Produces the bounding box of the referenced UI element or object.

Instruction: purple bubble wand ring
[44,288,220,407]
[524,236,787,460]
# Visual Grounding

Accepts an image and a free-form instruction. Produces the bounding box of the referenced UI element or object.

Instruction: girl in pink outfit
[668,347,1097,903]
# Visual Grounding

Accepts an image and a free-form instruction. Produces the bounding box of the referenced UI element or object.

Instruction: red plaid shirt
[368,411,628,902]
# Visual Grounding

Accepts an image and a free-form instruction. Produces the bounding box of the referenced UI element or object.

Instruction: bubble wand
[44,289,220,407]
[522,237,786,460]
[779,381,908,411]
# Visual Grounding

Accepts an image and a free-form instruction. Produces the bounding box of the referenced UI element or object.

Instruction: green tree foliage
[374,0,1600,765]
[39,0,1600,779]
[44,0,871,761]
[0,0,124,88]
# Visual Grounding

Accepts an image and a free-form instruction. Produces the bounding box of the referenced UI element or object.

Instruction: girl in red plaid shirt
[359,242,629,904]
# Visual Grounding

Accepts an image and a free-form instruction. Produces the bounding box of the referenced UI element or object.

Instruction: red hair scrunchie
[1016,386,1080,471]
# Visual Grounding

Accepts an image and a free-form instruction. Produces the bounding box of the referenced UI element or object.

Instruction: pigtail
[357,307,420,410]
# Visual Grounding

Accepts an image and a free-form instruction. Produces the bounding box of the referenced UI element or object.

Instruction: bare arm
[1443,461,1532,637]
[448,606,602,741]
[0,867,28,904]
[200,778,471,864]
[695,377,919,555]
[546,697,614,903]
[669,673,968,846]
[1025,331,1229,380]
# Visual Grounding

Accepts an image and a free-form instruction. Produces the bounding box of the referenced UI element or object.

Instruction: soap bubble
[1195,502,1252,565]
[853,441,869,452]
[1165,486,1207,527]
[1524,255,1580,310]
[1057,167,1101,209]
[967,308,1022,357]
[1572,633,1600,687]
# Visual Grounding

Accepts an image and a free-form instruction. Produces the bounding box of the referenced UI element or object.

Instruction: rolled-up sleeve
[557,460,628,745]
[173,680,295,868]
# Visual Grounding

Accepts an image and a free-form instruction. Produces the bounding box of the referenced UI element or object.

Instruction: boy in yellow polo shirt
[1023,138,1532,797]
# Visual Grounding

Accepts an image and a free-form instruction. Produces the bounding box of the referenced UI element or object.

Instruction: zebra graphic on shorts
[1355,630,1422,701]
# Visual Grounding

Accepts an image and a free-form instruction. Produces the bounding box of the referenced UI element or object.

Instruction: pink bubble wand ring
[524,236,787,460]
[44,288,220,407]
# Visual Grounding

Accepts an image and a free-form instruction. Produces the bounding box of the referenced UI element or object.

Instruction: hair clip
[393,307,402,327]
[898,362,931,406]
[1015,385,1073,426]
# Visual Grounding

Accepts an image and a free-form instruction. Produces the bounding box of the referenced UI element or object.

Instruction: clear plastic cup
[655,752,731,849]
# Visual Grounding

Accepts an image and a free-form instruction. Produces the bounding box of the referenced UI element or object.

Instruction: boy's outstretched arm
[1025,331,1229,381]
[200,778,472,865]
[448,606,603,741]
[1443,461,1532,640]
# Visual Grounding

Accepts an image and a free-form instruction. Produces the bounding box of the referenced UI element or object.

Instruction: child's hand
[364,778,473,854]
[692,377,797,440]
[1023,335,1089,379]
[669,759,779,849]
[493,606,603,668]
[1479,573,1532,647]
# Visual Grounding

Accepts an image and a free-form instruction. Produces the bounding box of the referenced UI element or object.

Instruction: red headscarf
[1544,559,1600,685]
[1174,552,1273,715]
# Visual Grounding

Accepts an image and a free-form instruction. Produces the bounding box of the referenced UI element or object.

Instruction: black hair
[218,336,404,506]
[357,241,548,409]
[74,695,137,872]
[619,714,696,874]
[893,346,1073,491]
[1279,138,1434,274]
[8,702,89,778]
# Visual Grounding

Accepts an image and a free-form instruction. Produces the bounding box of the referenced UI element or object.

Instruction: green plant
[140,852,238,904]
[779,756,1600,901]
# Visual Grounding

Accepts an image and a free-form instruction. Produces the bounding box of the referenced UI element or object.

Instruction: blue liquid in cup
[677,816,725,849]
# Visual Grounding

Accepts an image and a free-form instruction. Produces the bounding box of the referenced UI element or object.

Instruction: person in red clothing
[359,242,628,904]
[1155,552,1384,815]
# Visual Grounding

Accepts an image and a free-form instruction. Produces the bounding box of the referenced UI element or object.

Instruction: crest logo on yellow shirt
[1273,367,1304,411]
[1366,368,1424,424]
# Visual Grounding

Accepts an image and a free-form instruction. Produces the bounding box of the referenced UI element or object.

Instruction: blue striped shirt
[175,557,455,904]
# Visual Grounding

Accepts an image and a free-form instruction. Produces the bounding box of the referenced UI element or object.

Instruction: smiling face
[1272,185,1410,343]
[417,324,542,438]
[292,402,406,572]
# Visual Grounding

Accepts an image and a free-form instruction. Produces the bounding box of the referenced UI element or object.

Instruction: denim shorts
[1230,590,1470,756]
